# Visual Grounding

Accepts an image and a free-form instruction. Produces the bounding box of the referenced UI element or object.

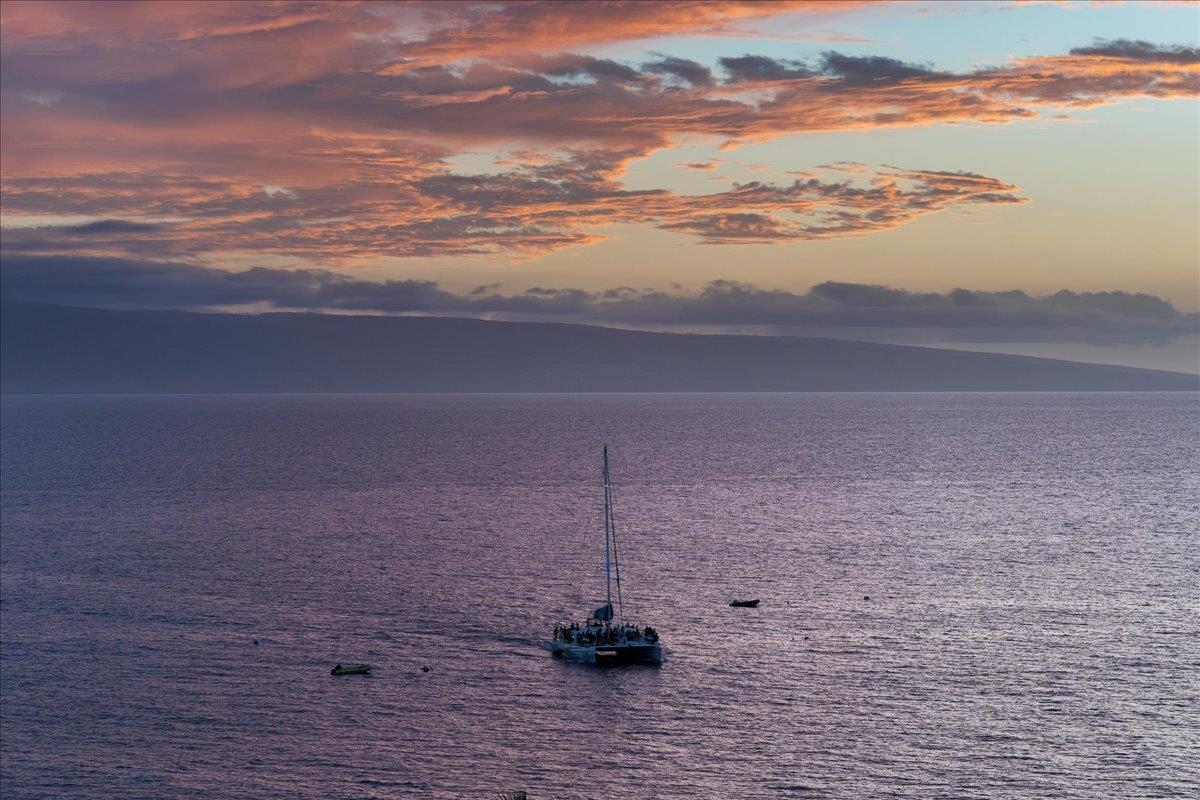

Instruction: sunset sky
[2,0,1198,371]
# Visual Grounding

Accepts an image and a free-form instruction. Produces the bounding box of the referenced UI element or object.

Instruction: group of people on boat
[553,622,659,646]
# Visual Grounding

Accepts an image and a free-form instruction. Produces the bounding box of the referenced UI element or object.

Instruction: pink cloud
[1,1,1194,264]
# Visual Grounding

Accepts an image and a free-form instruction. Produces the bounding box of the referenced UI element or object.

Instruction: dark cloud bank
[3,255,1195,347]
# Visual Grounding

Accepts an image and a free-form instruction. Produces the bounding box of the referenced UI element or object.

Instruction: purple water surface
[2,393,1198,799]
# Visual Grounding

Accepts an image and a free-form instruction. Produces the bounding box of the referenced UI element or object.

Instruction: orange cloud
[3,153,1025,261]
[1,0,1195,265]
[378,1,871,71]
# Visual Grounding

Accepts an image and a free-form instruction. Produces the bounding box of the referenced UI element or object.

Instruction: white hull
[550,640,663,666]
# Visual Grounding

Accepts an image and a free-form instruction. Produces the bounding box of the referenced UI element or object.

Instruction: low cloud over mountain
[4,255,1195,347]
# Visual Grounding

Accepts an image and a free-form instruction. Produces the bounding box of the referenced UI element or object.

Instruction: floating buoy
[421,666,430,673]
[863,595,870,601]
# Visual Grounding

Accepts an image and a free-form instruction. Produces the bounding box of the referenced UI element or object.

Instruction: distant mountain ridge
[2,303,1196,393]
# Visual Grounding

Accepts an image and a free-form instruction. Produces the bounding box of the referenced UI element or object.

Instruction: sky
[1,0,1198,372]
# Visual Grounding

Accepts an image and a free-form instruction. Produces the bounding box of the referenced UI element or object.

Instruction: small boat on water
[330,663,372,676]
[548,446,663,666]
[729,598,760,608]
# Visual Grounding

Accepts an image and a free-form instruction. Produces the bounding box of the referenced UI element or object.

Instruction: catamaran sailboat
[548,446,663,666]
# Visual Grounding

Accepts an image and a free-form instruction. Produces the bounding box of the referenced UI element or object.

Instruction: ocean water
[1,393,1198,799]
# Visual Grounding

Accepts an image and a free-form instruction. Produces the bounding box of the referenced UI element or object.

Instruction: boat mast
[604,445,625,624]
[603,445,613,616]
